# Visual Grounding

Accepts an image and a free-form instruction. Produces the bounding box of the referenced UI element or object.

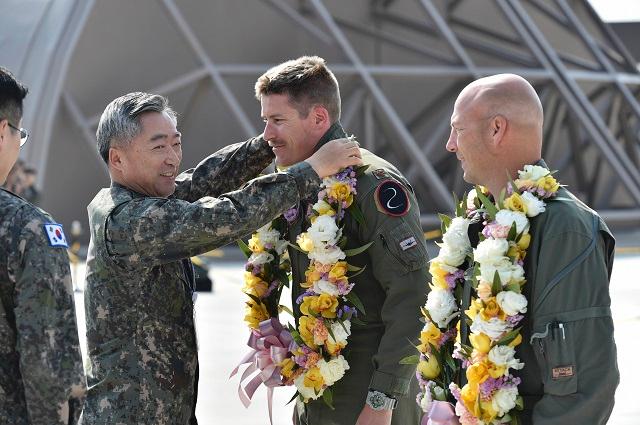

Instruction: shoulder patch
[372,168,389,180]
[43,223,69,248]
[374,179,410,217]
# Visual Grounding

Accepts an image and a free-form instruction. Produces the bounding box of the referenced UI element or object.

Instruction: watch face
[370,393,385,409]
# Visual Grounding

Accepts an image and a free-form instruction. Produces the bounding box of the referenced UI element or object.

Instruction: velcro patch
[552,365,574,379]
[372,168,389,180]
[44,223,68,248]
[399,236,418,251]
[374,180,410,217]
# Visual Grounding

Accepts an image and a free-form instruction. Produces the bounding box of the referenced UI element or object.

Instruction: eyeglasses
[7,121,29,146]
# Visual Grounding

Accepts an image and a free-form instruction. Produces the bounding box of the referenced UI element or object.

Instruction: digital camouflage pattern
[0,188,86,425]
[289,123,429,425]
[83,137,321,424]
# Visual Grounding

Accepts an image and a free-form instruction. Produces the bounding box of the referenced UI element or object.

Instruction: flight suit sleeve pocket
[531,321,578,396]
[379,221,428,274]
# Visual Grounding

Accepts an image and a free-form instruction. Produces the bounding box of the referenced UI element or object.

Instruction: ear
[311,105,330,128]
[0,120,9,150]
[489,114,507,146]
[108,146,126,174]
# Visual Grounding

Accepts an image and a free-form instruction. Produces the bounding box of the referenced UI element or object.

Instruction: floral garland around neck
[234,163,371,412]
[406,165,560,425]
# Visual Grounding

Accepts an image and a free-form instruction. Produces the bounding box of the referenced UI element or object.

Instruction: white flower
[328,320,351,345]
[518,165,549,181]
[436,244,468,267]
[307,215,340,246]
[520,191,546,217]
[293,374,323,400]
[479,259,524,286]
[467,188,478,210]
[313,279,340,296]
[496,291,528,316]
[442,217,472,252]
[495,210,529,235]
[419,390,432,413]
[318,355,350,386]
[256,224,282,247]
[488,346,524,371]
[473,239,508,265]
[247,251,274,267]
[425,289,458,328]
[491,386,519,416]
[470,316,509,341]
[433,385,446,401]
[309,245,346,264]
[274,239,288,255]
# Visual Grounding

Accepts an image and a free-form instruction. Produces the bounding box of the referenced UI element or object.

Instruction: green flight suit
[83,136,321,425]
[290,123,429,425]
[463,160,619,425]
[0,189,86,425]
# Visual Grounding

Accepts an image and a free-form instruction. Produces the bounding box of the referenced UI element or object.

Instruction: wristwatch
[366,390,398,411]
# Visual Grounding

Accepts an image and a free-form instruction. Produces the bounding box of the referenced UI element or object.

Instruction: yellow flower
[243,272,269,298]
[325,340,345,356]
[297,233,314,252]
[418,322,442,353]
[504,193,527,214]
[461,384,480,417]
[328,182,354,207]
[480,298,504,321]
[486,360,506,379]
[298,316,318,349]
[244,301,269,329]
[314,199,336,217]
[417,355,441,379]
[537,175,560,193]
[517,233,531,250]
[279,358,296,379]
[508,333,523,347]
[466,361,490,386]
[248,234,264,252]
[303,366,325,392]
[469,333,492,355]
[316,293,339,319]
[303,267,322,289]
[465,298,483,320]
[480,400,498,423]
[429,262,450,290]
[329,261,348,281]
[507,242,526,262]
[300,296,318,316]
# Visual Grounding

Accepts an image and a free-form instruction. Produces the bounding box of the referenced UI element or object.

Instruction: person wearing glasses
[0,66,86,425]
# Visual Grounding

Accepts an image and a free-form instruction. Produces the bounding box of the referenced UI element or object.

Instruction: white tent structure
[2,0,639,241]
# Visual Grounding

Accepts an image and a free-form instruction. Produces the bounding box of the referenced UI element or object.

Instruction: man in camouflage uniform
[447,74,618,424]
[82,92,361,424]
[255,56,429,425]
[0,67,86,424]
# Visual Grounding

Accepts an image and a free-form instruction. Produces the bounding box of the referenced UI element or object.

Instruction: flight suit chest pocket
[379,221,428,273]
[531,321,578,396]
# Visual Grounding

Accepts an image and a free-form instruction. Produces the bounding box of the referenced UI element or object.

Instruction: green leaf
[497,188,506,210]
[475,186,498,220]
[347,264,367,279]
[515,395,524,410]
[508,222,517,241]
[245,292,263,306]
[338,235,348,249]
[322,387,335,410]
[399,354,420,365]
[286,391,300,406]
[348,203,367,228]
[346,291,367,315]
[459,192,468,217]
[505,283,521,293]
[444,351,457,371]
[344,241,374,257]
[355,164,370,177]
[347,264,362,272]
[492,270,502,295]
[497,327,522,346]
[278,304,294,317]
[237,239,252,258]
[287,241,306,253]
[351,316,367,326]
[439,213,452,235]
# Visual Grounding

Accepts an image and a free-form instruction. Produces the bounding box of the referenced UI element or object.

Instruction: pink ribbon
[422,401,460,425]
[230,318,293,425]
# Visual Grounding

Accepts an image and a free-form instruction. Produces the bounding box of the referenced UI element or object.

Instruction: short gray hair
[96,92,177,163]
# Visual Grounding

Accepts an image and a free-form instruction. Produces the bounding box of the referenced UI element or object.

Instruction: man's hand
[305,138,362,178]
[355,404,393,425]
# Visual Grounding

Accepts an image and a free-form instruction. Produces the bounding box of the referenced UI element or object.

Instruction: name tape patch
[399,236,418,251]
[552,365,574,379]
[374,179,410,217]
[44,223,68,248]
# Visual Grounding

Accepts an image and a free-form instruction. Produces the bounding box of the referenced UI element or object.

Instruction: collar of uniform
[110,181,149,199]
[312,121,348,153]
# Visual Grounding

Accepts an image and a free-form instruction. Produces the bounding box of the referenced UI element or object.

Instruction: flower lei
[412,165,560,425]
[235,164,370,412]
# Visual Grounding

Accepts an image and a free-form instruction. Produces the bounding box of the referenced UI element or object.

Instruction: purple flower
[284,207,298,223]
[507,314,524,326]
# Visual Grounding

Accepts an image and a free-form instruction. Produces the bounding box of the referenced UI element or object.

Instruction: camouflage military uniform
[289,123,429,425]
[83,136,321,424]
[0,188,86,425]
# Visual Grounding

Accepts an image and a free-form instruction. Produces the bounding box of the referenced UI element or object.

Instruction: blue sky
[589,0,640,22]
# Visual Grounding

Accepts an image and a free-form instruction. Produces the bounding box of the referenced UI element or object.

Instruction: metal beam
[263,0,333,45]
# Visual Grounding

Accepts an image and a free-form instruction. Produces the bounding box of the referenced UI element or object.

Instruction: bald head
[447,74,544,195]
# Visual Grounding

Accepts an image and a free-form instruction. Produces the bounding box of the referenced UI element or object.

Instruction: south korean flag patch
[44,223,69,248]
[374,179,410,217]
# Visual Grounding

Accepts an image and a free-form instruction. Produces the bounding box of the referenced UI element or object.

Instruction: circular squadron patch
[374,179,410,217]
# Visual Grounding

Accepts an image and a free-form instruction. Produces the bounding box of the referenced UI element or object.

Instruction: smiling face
[260,93,321,167]
[111,111,182,197]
